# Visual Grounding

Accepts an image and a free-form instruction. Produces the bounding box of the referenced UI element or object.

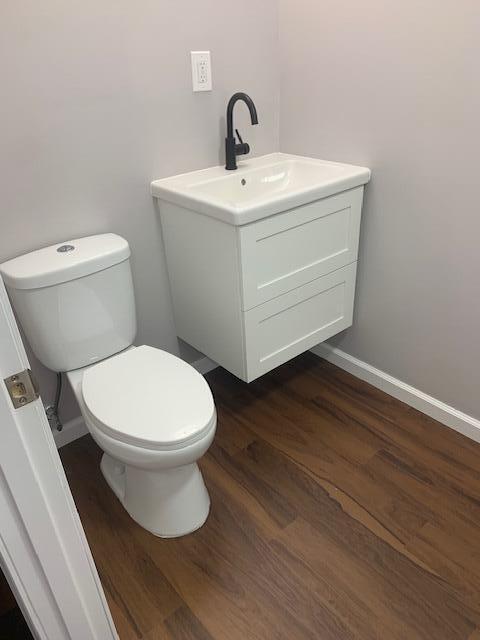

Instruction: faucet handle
[234,128,250,157]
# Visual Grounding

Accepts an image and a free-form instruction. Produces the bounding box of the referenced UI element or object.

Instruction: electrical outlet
[191,51,212,92]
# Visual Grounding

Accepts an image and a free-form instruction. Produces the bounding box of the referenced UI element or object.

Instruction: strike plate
[4,369,39,409]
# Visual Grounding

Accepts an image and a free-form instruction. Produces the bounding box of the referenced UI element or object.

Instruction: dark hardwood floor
[60,352,480,640]
[0,570,33,640]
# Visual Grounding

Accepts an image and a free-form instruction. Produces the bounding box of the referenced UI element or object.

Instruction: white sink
[151,152,371,225]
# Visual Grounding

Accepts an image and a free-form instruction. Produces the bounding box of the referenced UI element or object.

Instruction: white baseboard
[59,345,480,448]
[54,416,88,449]
[190,355,218,375]
[311,343,480,444]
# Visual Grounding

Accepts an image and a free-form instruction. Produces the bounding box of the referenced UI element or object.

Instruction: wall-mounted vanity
[152,153,371,382]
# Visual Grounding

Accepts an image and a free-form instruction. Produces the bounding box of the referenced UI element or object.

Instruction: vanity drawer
[239,187,363,310]
[243,262,357,381]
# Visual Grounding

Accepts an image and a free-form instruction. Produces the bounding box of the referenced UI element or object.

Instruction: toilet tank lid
[0,234,130,290]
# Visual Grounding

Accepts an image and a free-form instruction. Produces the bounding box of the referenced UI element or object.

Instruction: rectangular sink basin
[151,153,371,225]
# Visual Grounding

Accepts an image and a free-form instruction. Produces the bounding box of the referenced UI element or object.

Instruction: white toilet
[0,233,217,538]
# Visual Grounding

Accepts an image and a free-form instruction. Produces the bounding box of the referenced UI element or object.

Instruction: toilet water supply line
[46,372,63,431]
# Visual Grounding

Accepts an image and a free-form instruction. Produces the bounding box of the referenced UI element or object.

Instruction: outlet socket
[191,51,212,92]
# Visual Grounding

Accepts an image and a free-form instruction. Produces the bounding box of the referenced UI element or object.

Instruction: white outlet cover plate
[191,51,212,92]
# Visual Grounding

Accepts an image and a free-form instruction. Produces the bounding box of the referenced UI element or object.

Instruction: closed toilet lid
[81,345,216,449]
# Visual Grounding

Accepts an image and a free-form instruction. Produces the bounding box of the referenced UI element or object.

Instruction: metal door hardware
[4,370,39,409]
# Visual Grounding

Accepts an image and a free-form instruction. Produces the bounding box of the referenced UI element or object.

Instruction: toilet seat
[81,345,216,451]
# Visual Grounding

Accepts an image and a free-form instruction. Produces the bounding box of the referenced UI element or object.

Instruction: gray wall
[279,0,480,418]
[4,0,478,424]
[1,0,279,419]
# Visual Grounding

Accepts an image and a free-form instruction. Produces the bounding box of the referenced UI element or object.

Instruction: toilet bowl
[0,233,217,537]
[67,345,216,537]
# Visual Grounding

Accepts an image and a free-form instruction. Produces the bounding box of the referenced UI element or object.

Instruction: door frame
[0,276,117,640]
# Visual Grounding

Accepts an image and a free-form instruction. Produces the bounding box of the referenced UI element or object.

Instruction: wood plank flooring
[60,353,480,640]
[0,570,33,639]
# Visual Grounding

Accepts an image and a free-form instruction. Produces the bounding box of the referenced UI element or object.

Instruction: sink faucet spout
[225,92,259,170]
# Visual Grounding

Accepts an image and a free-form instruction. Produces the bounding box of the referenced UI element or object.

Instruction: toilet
[0,233,217,538]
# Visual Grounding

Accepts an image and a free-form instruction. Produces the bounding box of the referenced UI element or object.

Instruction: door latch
[4,369,39,409]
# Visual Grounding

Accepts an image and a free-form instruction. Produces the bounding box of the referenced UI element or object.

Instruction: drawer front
[239,187,363,310]
[243,263,357,381]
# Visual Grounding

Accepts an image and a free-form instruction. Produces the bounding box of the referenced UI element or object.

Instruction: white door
[0,276,118,640]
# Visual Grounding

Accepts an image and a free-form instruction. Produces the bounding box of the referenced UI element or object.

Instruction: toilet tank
[0,234,137,372]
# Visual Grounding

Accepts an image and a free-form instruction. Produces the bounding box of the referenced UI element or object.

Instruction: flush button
[57,244,75,253]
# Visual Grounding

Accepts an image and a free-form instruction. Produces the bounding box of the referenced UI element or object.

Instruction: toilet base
[100,453,211,538]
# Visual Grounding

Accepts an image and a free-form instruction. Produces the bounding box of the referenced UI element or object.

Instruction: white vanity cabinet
[159,184,365,382]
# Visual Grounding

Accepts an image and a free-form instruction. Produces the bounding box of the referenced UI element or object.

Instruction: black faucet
[225,92,258,170]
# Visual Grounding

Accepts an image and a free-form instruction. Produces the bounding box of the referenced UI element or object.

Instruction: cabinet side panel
[160,203,246,379]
